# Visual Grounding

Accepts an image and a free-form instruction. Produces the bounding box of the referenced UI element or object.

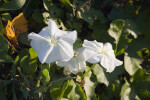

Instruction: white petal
[45,40,74,63]
[56,60,70,67]
[83,39,103,51]
[83,48,99,61]
[76,47,86,62]
[48,19,59,37]
[78,62,86,73]
[103,42,113,50]
[69,58,86,74]
[38,26,51,38]
[100,55,123,73]
[58,30,77,44]
[57,40,74,60]
[68,58,78,74]
[114,58,123,66]
[87,54,102,63]
[30,39,54,63]
[28,32,50,42]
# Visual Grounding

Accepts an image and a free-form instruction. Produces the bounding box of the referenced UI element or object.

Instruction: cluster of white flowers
[28,19,123,74]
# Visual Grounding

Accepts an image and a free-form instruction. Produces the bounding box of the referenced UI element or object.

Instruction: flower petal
[48,19,59,37]
[45,40,74,63]
[103,42,115,57]
[78,62,86,73]
[28,32,50,42]
[83,39,103,51]
[87,54,102,63]
[30,39,54,63]
[56,60,69,67]
[69,58,86,74]
[38,26,51,38]
[100,55,123,72]
[58,30,77,44]
[83,48,99,61]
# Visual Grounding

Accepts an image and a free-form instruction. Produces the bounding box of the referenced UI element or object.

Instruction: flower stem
[83,63,96,78]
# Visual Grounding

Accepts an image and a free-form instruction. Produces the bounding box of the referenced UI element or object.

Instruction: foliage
[0,0,150,100]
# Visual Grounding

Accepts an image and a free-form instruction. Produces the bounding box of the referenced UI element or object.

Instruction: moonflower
[28,19,77,63]
[83,40,123,72]
[56,48,86,74]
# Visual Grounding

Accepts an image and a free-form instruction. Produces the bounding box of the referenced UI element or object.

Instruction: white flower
[56,48,86,74]
[28,19,77,63]
[83,40,123,72]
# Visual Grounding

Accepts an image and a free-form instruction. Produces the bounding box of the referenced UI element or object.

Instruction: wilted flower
[28,19,77,63]
[56,48,86,74]
[83,40,123,72]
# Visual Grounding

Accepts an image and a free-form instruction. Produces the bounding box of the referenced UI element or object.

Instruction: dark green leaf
[109,7,125,21]
[18,32,30,46]
[0,88,6,100]
[0,79,12,88]
[0,17,3,35]
[0,0,26,11]
[20,86,29,99]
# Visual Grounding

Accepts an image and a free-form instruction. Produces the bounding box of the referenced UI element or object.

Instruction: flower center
[74,51,78,57]
[51,38,57,45]
[99,48,107,55]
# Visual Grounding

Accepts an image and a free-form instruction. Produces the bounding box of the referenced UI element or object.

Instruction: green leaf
[42,69,50,83]
[1,13,12,23]
[92,64,124,85]
[60,0,71,9]
[135,11,150,42]
[132,69,150,92]
[50,80,69,100]
[0,79,12,88]
[11,56,19,75]
[0,35,9,51]
[124,37,150,75]
[49,5,65,18]
[20,86,29,99]
[0,17,3,35]
[13,86,17,100]
[73,38,82,50]
[84,66,96,100]
[29,48,38,59]
[43,0,52,11]
[77,10,93,25]
[124,53,142,76]
[108,19,125,47]
[20,48,37,75]
[124,19,140,38]
[18,32,30,46]
[121,69,150,100]
[0,88,6,100]
[32,9,43,24]
[66,80,86,100]
[89,21,114,44]
[92,64,109,86]
[0,35,12,63]
[109,7,125,21]
[0,0,26,11]
[121,80,140,100]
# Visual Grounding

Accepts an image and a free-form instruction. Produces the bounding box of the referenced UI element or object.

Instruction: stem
[83,63,96,78]
[47,76,76,87]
